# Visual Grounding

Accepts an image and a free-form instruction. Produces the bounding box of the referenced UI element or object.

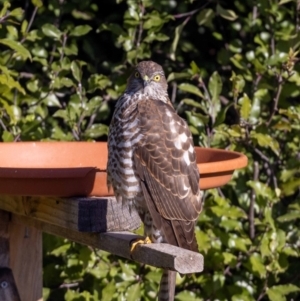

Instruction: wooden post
[9,216,43,301]
[0,208,42,301]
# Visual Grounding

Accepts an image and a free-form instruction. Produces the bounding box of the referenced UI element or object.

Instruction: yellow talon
[130,236,152,252]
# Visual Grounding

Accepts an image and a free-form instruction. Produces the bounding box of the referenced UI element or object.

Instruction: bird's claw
[130,236,152,253]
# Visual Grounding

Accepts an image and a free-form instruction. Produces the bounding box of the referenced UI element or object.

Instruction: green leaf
[196,8,214,27]
[167,72,190,82]
[85,96,102,115]
[178,83,204,98]
[88,74,111,92]
[248,90,263,123]
[228,235,251,252]
[208,71,222,102]
[279,108,300,119]
[71,60,82,82]
[7,105,22,124]
[31,0,43,7]
[9,7,24,18]
[7,26,18,39]
[267,289,286,301]
[214,103,234,127]
[190,61,201,75]
[250,132,280,155]
[281,178,300,196]
[223,252,237,266]
[247,180,276,200]
[41,24,62,39]
[69,25,92,37]
[208,71,222,122]
[21,20,28,34]
[126,283,141,301]
[260,233,272,258]
[182,98,207,111]
[175,290,201,301]
[143,32,169,43]
[267,285,300,301]
[231,71,245,98]
[248,253,267,278]
[42,93,61,107]
[217,4,238,21]
[279,0,294,5]
[2,131,14,142]
[195,230,211,253]
[83,124,108,138]
[185,111,208,128]
[277,212,300,222]
[239,94,251,120]
[0,39,31,60]
[100,280,116,299]
[170,22,186,61]
[0,1,10,18]
[210,206,247,219]
[0,74,26,94]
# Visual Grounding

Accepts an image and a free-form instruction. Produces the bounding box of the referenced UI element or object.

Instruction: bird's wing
[134,99,202,251]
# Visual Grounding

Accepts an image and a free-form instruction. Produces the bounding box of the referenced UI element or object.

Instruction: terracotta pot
[0,142,247,197]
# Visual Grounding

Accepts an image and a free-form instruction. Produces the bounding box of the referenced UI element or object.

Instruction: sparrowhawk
[107,61,203,301]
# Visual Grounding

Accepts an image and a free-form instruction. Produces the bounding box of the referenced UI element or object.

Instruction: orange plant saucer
[0,142,247,197]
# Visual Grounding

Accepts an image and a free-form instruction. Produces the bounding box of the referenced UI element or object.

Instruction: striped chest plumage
[107,92,143,203]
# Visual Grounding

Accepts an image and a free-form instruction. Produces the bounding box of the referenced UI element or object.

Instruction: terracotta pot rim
[197,147,248,174]
[0,141,248,195]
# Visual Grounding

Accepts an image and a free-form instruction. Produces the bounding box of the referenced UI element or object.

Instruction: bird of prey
[107,61,202,301]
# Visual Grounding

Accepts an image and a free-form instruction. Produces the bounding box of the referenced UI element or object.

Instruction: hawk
[107,61,202,300]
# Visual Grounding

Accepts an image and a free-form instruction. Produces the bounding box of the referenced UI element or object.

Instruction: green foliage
[1,0,300,300]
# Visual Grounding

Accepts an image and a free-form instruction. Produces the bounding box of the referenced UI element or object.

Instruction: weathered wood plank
[12,214,204,274]
[0,195,141,232]
[77,197,141,232]
[9,220,42,301]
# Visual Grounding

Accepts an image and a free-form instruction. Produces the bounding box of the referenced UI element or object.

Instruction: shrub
[0,0,299,300]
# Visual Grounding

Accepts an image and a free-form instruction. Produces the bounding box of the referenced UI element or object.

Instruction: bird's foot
[130,236,152,253]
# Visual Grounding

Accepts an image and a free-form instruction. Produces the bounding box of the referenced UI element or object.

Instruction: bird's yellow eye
[134,72,140,78]
[153,75,161,82]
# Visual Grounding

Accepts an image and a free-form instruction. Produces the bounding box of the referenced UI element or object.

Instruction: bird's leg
[130,236,152,252]
[129,209,153,252]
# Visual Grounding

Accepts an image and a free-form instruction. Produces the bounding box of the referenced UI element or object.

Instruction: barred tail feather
[158,270,176,301]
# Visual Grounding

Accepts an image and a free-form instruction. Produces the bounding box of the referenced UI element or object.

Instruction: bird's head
[126,61,169,102]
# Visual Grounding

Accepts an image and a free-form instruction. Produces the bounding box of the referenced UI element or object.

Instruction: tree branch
[267,74,282,126]
[249,161,259,240]
[136,3,145,47]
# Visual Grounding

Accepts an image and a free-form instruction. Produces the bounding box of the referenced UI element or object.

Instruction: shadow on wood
[0,268,20,301]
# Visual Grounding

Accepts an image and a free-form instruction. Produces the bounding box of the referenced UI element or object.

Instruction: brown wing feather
[134,99,202,251]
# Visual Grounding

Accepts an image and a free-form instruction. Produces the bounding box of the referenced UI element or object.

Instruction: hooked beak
[143,75,150,87]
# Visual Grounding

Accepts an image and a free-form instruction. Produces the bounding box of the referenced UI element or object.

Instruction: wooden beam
[13,214,204,274]
[0,195,141,232]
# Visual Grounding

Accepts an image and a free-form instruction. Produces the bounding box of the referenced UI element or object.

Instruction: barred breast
[107,93,143,203]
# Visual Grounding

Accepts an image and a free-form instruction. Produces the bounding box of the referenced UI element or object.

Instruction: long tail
[158,270,176,301]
